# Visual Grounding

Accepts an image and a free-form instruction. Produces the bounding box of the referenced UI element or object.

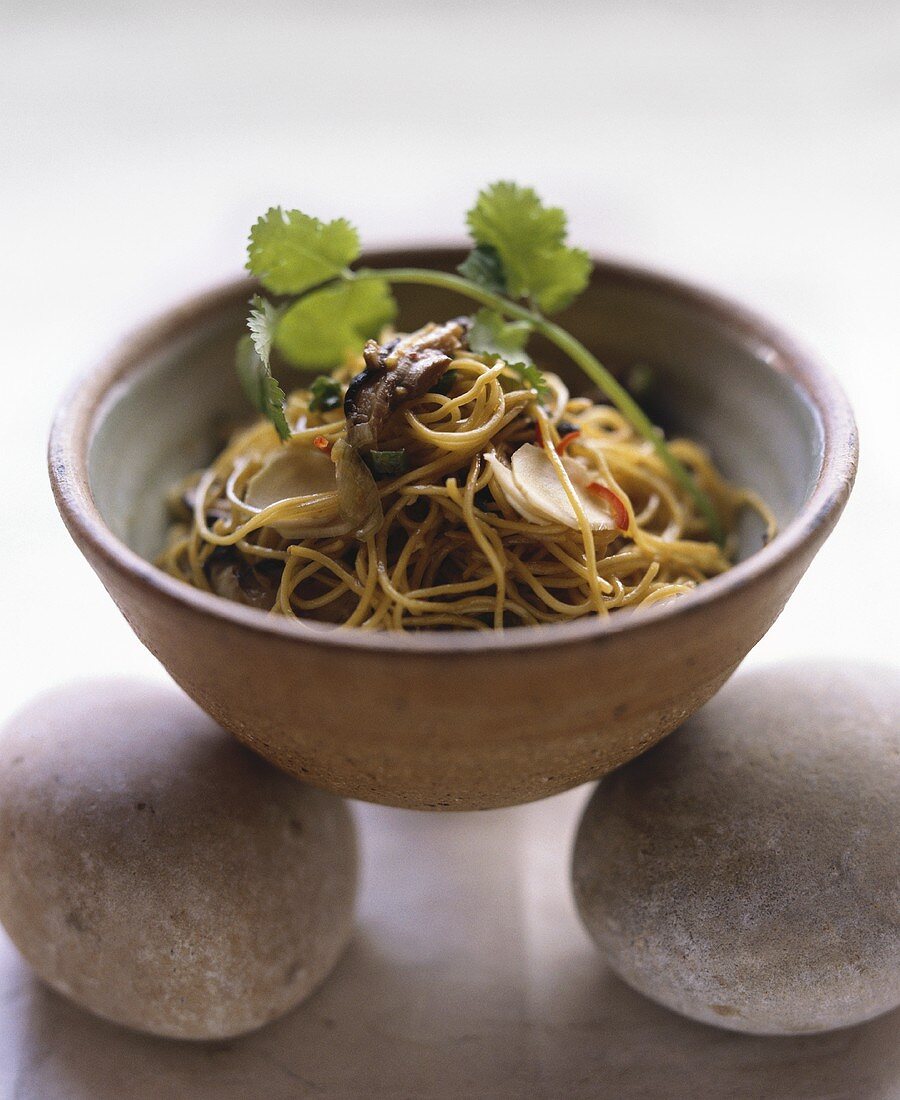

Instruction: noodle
[158,335,776,631]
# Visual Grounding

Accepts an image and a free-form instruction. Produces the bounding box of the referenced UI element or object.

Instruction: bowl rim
[48,248,859,656]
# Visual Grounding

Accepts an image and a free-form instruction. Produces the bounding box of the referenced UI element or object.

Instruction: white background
[2,0,898,712]
[1,2,898,1096]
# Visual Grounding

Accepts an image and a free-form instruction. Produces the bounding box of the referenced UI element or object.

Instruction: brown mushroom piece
[344,318,470,450]
[208,558,279,610]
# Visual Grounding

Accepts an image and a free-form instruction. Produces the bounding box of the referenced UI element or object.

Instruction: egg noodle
[159,334,775,631]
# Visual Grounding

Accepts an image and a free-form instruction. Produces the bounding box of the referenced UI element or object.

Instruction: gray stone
[0,680,358,1040]
[572,661,900,1035]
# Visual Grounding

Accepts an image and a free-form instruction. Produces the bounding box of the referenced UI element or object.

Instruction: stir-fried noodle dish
[160,317,773,631]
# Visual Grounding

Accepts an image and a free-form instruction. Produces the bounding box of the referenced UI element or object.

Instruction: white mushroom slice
[484,453,551,526]
[542,372,570,420]
[244,446,349,539]
[332,439,383,540]
[509,443,618,531]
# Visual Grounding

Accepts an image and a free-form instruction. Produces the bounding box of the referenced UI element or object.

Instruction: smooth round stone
[0,680,358,1040]
[572,661,900,1035]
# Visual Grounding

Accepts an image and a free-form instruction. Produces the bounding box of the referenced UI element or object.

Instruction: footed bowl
[49,249,857,809]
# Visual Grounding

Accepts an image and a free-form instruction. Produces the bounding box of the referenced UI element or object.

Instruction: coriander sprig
[240,182,724,543]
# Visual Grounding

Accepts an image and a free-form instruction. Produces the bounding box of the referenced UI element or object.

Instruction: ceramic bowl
[49,249,857,809]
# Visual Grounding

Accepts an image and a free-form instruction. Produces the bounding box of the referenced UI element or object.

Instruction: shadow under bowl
[48,249,858,809]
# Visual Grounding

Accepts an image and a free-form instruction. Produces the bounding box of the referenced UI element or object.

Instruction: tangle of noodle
[158,335,776,631]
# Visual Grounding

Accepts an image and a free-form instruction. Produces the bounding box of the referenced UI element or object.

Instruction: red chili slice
[313,435,333,454]
[587,482,629,531]
[556,430,581,455]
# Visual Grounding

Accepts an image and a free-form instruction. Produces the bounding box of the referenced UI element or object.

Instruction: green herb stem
[351,266,724,543]
[535,318,725,545]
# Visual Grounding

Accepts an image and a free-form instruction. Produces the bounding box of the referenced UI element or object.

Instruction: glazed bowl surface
[49,249,857,809]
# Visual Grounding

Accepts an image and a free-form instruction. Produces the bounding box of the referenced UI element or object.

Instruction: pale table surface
[2,789,899,1100]
[1,1,899,1096]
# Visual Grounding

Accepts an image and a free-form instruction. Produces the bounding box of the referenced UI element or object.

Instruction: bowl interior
[87,253,823,567]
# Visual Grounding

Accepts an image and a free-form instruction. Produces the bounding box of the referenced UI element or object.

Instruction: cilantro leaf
[309,375,343,412]
[275,279,397,370]
[366,449,408,476]
[247,208,360,295]
[468,308,533,368]
[235,334,291,441]
[456,244,507,294]
[238,297,291,439]
[508,361,551,403]
[466,182,592,313]
[247,294,284,366]
[468,310,549,400]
